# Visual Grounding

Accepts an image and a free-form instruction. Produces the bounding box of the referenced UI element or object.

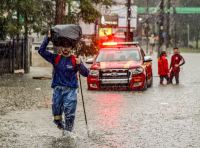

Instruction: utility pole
[24,12,30,73]
[173,6,177,47]
[16,0,20,70]
[158,0,164,57]
[127,0,131,41]
[166,0,171,49]
[55,0,66,24]
[145,0,149,54]
[187,24,190,48]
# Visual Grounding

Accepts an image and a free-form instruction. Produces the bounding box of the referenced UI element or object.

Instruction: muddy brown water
[1,53,200,148]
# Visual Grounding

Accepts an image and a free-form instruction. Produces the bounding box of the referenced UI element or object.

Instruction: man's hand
[175,64,179,67]
[48,30,51,39]
[169,68,172,73]
[75,58,81,64]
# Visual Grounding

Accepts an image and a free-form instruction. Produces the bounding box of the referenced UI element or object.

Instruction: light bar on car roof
[102,42,118,46]
[102,41,139,46]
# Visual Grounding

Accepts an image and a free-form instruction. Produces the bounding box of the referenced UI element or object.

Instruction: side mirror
[144,56,152,62]
[86,58,94,64]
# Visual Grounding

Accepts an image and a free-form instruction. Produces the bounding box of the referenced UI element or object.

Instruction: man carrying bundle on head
[38,25,89,135]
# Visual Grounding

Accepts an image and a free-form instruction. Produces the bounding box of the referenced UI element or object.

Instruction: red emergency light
[102,42,118,46]
[102,41,139,46]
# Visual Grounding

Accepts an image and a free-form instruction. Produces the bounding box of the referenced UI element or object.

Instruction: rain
[0,0,200,148]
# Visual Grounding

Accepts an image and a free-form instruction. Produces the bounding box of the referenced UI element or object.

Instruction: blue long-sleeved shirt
[38,37,89,88]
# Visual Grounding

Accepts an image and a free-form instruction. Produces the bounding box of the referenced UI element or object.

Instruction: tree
[135,0,200,49]
[55,0,66,24]
[177,0,200,48]
[64,0,112,24]
[0,0,55,37]
[0,0,56,72]
[134,0,161,7]
[1,0,112,37]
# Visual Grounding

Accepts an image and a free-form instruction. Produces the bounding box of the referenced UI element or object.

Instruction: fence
[0,38,27,74]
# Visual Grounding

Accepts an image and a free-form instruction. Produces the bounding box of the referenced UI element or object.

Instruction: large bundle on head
[50,24,82,48]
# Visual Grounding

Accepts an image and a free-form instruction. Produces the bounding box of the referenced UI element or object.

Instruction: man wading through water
[38,31,89,136]
[169,47,185,84]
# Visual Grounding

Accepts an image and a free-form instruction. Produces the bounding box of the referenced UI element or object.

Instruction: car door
[141,49,152,80]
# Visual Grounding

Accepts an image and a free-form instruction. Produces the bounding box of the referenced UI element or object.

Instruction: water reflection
[94,93,124,130]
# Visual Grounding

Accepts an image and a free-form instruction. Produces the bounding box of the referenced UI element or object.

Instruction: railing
[0,38,26,74]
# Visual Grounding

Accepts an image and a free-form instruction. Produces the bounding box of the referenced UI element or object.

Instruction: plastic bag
[50,24,82,48]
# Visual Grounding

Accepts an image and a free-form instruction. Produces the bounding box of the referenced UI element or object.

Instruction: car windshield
[96,48,141,62]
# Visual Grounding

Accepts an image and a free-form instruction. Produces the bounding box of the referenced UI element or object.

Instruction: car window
[96,49,141,62]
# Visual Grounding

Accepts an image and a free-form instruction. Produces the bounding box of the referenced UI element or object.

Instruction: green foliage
[0,17,7,40]
[135,0,200,48]
[65,0,111,24]
[134,0,161,7]
[177,0,200,48]
[79,0,101,23]
[93,0,112,6]
[6,23,19,37]
[0,0,111,38]
[0,0,55,38]
[179,0,200,6]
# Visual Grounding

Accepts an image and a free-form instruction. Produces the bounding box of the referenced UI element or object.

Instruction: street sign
[99,28,112,37]
[138,7,200,14]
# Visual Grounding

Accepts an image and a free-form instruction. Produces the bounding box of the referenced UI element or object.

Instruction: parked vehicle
[86,42,153,91]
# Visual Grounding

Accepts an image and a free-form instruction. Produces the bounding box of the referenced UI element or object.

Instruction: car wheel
[142,79,148,91]
[147,77,153,88]
[87,84,91,90]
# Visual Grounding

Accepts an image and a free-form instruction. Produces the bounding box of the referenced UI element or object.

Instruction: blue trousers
[52,86,77,131]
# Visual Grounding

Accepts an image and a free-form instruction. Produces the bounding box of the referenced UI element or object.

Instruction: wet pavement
[0,53,200,148]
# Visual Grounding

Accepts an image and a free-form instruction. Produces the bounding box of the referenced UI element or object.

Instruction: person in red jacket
[158,51,169,85]
[169,47,185,84]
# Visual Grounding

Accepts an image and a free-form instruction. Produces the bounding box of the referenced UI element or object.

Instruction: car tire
[141,79,148,91]
[147,77,153,88]
[87,84,91,90]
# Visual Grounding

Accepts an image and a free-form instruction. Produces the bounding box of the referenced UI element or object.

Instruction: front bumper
[87,73,146,90]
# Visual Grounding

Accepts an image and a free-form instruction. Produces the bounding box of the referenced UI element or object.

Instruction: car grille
[99,69,131,88]
[100,69,130,79]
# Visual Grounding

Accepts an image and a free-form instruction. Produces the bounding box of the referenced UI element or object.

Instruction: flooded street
[1,53,200,148]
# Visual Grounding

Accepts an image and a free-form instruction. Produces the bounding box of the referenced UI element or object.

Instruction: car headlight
[89,69,99,76]
[129,67,144,75]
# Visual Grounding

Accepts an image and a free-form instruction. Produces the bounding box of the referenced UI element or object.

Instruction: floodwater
[0,53,200,148]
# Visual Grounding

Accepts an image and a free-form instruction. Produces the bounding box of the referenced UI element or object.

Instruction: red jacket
[158,56,169,76]
[170,53,185,73]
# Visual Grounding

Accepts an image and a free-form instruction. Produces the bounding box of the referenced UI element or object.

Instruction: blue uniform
[38,37,89,131]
